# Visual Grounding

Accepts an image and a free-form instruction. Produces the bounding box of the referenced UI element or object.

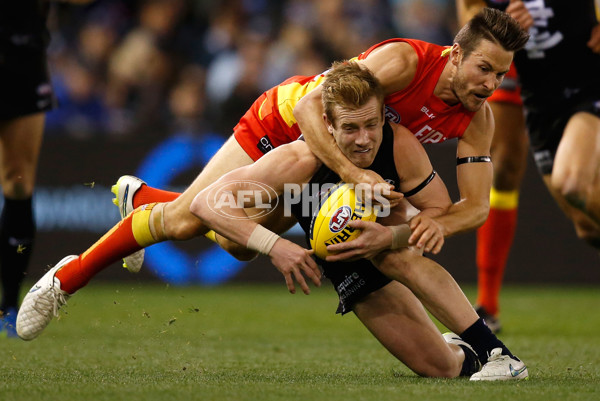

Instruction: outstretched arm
[191,141,322,294]
[293,86,389,191]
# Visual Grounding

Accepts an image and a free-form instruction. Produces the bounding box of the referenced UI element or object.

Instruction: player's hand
[325,220,392,262]
[342,168,404,208]
[588,24,600,54]
[507,0,534,31]
[269,238,321,295]
[408,215,445,254]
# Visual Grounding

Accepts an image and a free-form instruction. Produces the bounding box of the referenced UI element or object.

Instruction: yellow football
[309,183,377,259]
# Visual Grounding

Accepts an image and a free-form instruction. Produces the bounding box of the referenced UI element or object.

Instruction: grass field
[1,282,599,401]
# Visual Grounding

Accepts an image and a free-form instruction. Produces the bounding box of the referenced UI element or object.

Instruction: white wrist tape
[389,224,411,249]
[247,225,281,255]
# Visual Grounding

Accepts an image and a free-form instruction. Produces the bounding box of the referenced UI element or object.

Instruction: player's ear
[450,43,463,66]
[323,113,334,134]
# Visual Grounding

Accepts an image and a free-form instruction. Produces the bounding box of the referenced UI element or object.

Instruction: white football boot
[16,255,77,341]
[443,332,482,376]
[111,175,146,273]
[470,348,529,381]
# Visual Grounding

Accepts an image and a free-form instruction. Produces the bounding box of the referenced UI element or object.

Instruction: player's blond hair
[321,61,384,127]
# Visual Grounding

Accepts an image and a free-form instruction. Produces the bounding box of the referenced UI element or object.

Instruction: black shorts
[320,258,391,315]
[0,38,56,121]
[527,90,600,175]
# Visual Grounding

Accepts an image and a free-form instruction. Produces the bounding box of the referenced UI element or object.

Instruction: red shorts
[488,63,522,106]
[234,85,302,161]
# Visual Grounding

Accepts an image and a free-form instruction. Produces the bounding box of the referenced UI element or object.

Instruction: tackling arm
[325,124,452,261]
[293,42,416,198]
[432,103,495,237]
[191,141,322,294]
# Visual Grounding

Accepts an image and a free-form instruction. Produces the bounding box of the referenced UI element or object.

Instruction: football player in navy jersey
[0,1,56,337]
[458,0,600,331]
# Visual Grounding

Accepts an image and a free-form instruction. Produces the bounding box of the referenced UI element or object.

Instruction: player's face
[452,40,513,112]
[327,96,384,168]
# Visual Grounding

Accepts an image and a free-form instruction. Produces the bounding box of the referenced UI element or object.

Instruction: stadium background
[23,0,600,287]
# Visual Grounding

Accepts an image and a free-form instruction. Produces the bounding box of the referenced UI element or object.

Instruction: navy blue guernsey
[485,0,600,110]
[290,122,399,261]
[289,122,400,313]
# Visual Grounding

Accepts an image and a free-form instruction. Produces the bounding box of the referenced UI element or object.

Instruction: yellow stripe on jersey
[258,97,269,120]
[489,188,519,210]
[596,0,600,21]
[441,47,451,58]
[276,76,326,127]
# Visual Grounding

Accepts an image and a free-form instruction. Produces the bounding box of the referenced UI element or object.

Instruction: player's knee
[574,224,600,250]
[0,178,33,199]
[374,249,416,282]
[551,169,589,203]
[551,170,589,210]
[412,359,459,378]
[493,161,524,190]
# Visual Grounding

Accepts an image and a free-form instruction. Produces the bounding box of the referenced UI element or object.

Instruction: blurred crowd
[44,0,457,140]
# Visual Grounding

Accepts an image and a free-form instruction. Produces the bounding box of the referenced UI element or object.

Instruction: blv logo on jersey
[135,133,248,285]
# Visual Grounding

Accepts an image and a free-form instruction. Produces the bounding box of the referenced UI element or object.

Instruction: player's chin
[352,152,375,167]
[469,94,489,111]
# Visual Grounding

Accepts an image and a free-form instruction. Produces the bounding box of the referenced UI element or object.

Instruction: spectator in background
[40,0,457,140]
[389,0,456,45]
[104,0,187,137]
[167,64,207,135]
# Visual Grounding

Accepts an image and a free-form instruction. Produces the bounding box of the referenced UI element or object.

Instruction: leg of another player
[130,135,253,211]
[159,136,254,242]
[0,113,44,323]
[54,136,254,294]
[550,112,600,229]
[541,175,600,249]
[353,281,467,378]
[475,102,529,328]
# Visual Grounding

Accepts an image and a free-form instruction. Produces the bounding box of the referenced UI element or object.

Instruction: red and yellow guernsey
[234,38,476,161]
[356,38,475,144]
[234,74,326,160]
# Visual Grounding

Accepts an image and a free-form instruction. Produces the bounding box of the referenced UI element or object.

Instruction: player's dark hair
[454,8,530,58]
[321,61,384,126]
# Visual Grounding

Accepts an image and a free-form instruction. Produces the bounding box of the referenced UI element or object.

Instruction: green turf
[1,283,599,401]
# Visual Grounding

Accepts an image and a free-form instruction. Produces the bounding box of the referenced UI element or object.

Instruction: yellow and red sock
[55,203,159,294]
[475,188,519,316]
[132,186,180,209]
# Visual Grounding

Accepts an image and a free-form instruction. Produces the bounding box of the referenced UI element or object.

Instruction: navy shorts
[320,258,391,315]
[0,37,56,120]
[527,91,600,175]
